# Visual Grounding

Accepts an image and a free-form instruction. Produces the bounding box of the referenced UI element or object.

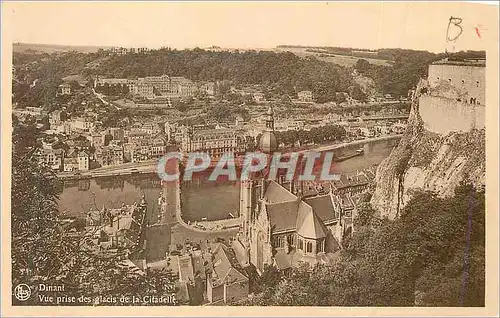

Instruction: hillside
[275,46,391,67]
[12,48,356,107]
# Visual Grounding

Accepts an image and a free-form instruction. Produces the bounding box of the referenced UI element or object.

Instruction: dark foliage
[246,184,485,307]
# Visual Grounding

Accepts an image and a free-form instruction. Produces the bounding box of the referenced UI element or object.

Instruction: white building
[297,90,313,102]
[78,151,89,171]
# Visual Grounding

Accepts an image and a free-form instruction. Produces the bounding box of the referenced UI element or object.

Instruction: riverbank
[57,159,157,180]
[311,134,402,153]
[57,135,402,180]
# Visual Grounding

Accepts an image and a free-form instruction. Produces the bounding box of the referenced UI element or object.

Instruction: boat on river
[334,148,364,162]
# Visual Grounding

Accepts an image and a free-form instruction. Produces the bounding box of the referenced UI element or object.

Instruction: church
[238,107,354,274]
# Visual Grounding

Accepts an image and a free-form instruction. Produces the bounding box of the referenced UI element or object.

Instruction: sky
[4,1,498,53]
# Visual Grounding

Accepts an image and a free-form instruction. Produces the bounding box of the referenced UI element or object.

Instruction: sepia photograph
[1,1,498,317]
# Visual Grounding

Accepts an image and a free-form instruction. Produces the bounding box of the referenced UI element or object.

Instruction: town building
[126,135,167,163]
[297,90,313,102]
[180,128,242,158]
[78,151,90,171]
[330,171,372,195]
[71,118,94,133]
[95,144,124,167]
[391,122,407,134]
[127,130,151,144]
[38,148,64,171]
[96,74,199,99]
[108,127,125,142]
[253,92,266,103]
[63,157,79,172]
[59,83,71,95]
[200,82,216,96]
[109,47,129,56]
[374,123,391,135]
[62,149,89,172]
[89,198,147,250]
[206,243,249,304]
[49,109,67,126]
[22,107,44,117]
[88,131,105,148]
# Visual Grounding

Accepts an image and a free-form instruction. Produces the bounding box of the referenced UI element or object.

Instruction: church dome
[259,131,278,153]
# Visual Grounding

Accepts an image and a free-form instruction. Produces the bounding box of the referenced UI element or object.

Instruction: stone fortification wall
[428,64,485,105]
[419,95,485,135]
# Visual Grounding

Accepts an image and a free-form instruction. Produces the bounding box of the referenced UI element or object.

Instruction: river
[58,137,400,222]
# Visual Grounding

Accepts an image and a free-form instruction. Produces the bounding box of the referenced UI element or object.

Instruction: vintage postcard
[1,1,498,317]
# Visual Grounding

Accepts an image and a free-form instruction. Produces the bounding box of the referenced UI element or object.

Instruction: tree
[355,59,370,74]
[335,92,347,104]
[350,84,367,102]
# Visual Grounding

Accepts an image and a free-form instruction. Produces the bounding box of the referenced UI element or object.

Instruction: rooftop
[432,58,486,67]
[209,243,248,288]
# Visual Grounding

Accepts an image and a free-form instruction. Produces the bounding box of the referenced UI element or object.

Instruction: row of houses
[344,120,407,138]
[163,240,250,305]
[89,131,167,166]
[94,74,211,99]
[106,46,150,55]
[38,148,89,172]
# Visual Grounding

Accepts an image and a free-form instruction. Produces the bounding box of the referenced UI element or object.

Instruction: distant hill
[13,42,112,54]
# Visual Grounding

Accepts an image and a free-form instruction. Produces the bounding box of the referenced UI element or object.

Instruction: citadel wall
[419,95,485,135]
[428,63,485,105]
[420,61,485,135]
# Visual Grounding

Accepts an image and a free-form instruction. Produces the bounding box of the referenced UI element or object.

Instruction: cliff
[370,84,486,219]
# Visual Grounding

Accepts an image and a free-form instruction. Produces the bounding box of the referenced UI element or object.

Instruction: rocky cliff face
[370,89,486,219]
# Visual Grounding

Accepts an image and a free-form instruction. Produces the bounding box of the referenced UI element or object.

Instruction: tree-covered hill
[12,46,486,108]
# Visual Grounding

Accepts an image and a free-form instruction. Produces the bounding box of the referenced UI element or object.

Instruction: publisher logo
[14,284,31,301]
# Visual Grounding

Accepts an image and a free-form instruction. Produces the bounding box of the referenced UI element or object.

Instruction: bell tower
[264,106,275,131]
[258,106,278,153]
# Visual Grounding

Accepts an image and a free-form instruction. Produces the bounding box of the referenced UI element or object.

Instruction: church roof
[263,182,338,237]
[263,181,297,204]
[259,131,277,153]
[296,202,328,239]
[304,195,337,223]
[266,201,299,232]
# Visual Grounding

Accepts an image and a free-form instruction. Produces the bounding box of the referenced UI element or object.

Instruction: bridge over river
[57,134,402,180]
